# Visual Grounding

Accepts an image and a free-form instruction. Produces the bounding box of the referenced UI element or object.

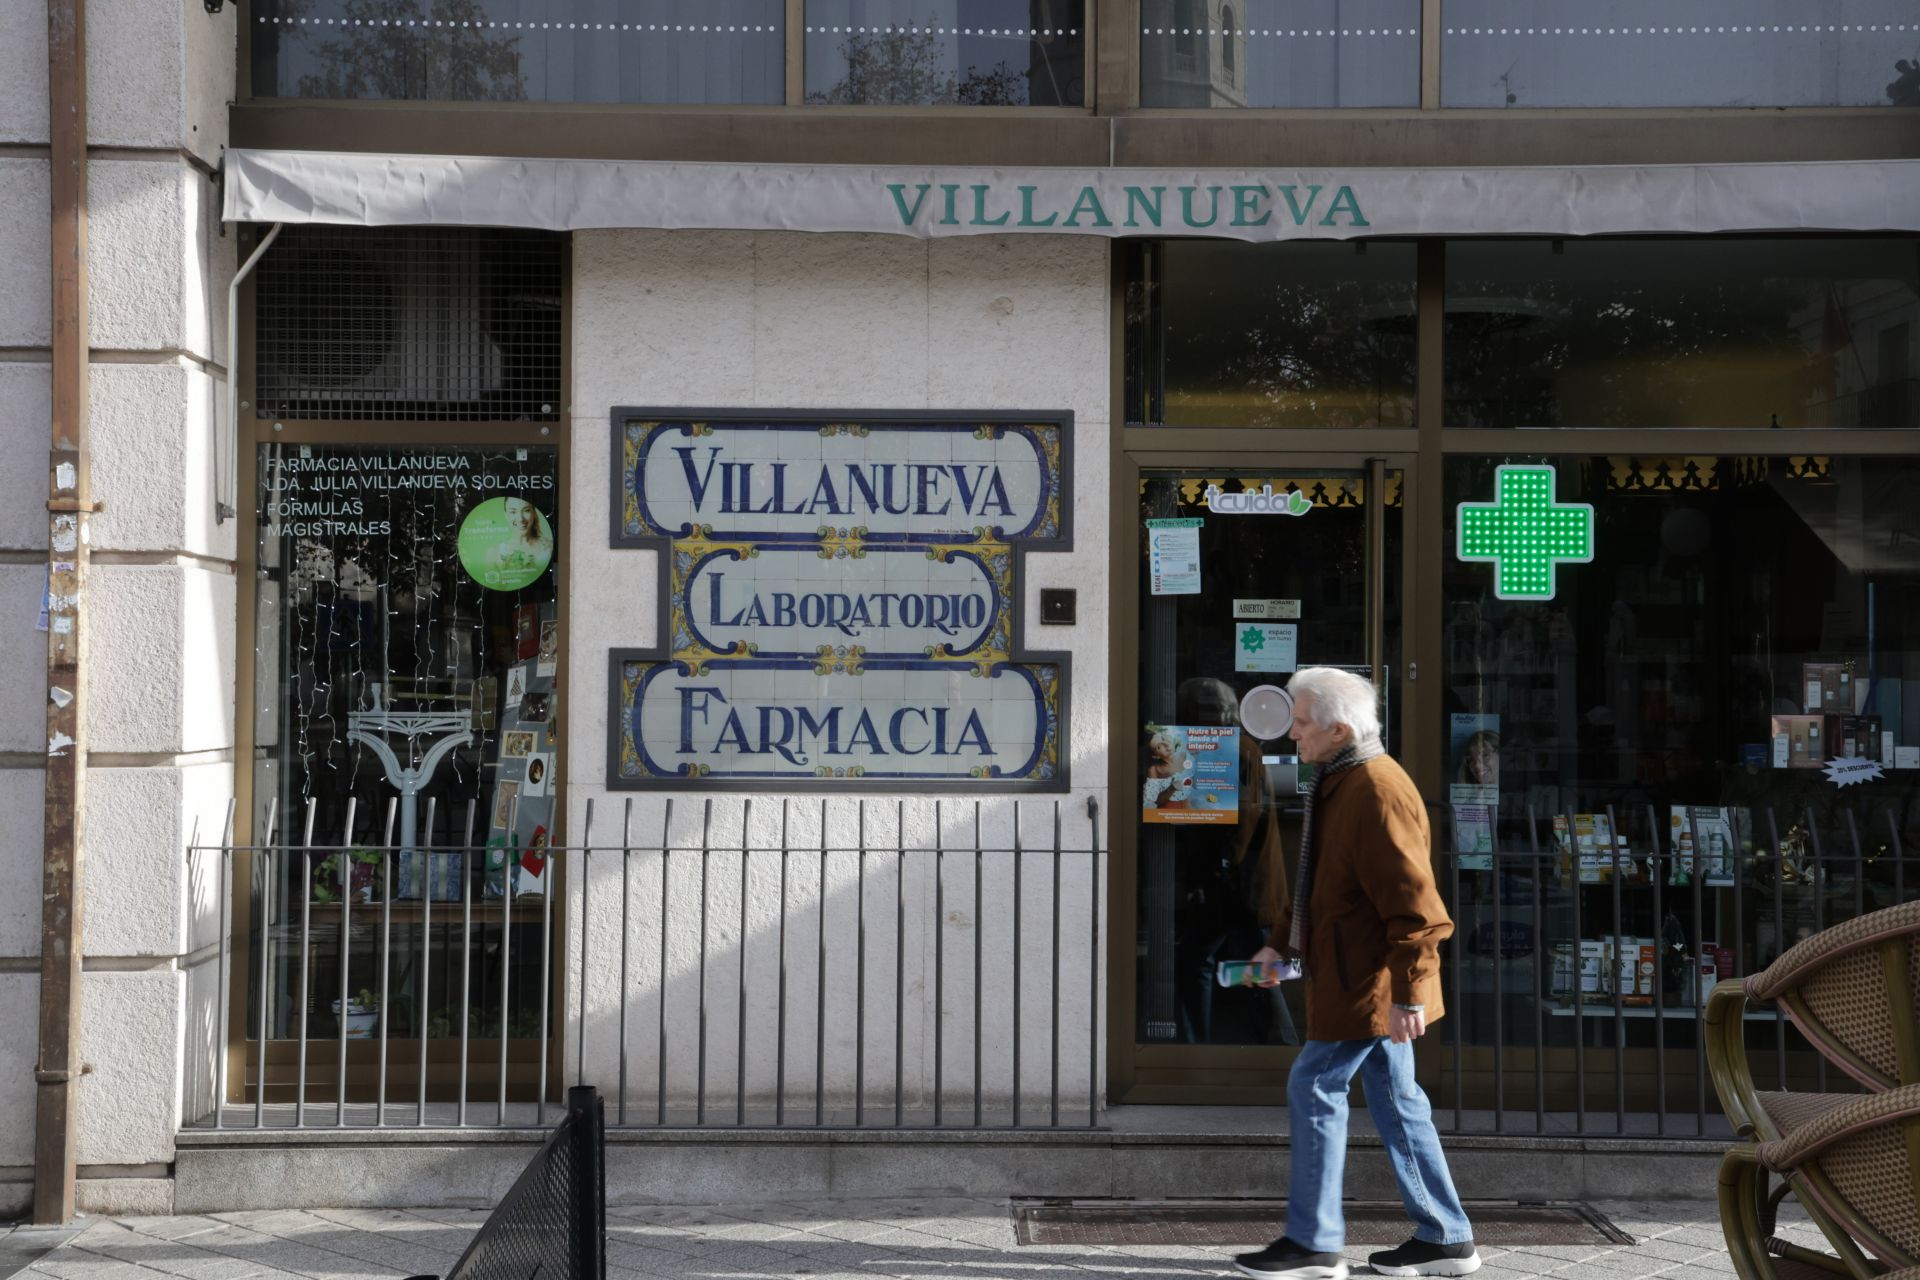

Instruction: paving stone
[22,1198,1760,1280]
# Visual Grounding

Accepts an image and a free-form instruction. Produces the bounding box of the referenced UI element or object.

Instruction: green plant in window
[313,848,383,903]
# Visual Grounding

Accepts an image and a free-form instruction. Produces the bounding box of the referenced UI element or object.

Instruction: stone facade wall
[562,230,1114,1117]
[0,0,236,1217]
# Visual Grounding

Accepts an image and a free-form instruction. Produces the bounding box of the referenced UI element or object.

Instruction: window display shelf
[1540,998,1775,1021]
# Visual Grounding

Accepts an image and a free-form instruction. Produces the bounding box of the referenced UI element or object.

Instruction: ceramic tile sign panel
[489,605,560,895]
[609,412,1071,789]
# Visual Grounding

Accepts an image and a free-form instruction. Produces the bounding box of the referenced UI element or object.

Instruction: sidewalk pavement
[3,1199,1830,1280]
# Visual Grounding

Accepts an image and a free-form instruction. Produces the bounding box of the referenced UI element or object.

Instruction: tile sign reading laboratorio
[609,414,1070,789]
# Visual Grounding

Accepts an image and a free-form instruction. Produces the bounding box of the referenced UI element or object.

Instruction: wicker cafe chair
[1754,1083,1920,1276]
[1745,900,1920,1092]
[1709,901,1920,1279]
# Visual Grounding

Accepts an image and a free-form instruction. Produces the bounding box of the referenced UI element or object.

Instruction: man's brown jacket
[1275,754,1455,1041]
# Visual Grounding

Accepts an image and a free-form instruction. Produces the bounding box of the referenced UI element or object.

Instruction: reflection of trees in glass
[1890,59,1920,107]
[281,0,527,101]
[1443,272,1824,429]
[1170,282,1416,428]
[808,25,1027,104]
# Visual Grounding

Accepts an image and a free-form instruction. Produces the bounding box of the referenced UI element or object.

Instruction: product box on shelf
[1803,663,1851,714]
[1552,812,1616,883]
[1771,715,1825,769]
[1838,714,1882,761]
[1670,806,1742,886]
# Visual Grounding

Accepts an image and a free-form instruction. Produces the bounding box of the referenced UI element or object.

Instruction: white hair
[1288,667,1382,743]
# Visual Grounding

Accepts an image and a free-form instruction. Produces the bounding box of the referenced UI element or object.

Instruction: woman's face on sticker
[506,499,536,537]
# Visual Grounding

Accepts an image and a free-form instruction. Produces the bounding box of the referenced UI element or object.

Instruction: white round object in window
[1239,684,1295,741]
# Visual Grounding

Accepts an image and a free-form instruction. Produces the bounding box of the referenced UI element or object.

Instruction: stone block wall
[0,0,236,1218]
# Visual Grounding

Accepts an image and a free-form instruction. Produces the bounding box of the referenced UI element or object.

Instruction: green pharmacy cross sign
[1456,464,1594,601]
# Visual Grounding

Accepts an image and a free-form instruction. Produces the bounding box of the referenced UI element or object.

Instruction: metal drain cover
[1013,1201,1634,1248]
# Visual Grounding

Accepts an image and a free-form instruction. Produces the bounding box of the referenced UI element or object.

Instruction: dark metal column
[34,0,92,1227]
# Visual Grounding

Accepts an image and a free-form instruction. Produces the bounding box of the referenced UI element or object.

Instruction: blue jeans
[1285,1036,1474,1252]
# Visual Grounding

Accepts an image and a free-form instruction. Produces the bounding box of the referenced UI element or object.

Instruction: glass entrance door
[1124,461,1406,1088]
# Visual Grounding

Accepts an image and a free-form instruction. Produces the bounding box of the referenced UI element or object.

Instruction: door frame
[1106,446,1427,1104]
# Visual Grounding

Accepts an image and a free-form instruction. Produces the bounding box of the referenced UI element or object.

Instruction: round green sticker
[458,497,554,591]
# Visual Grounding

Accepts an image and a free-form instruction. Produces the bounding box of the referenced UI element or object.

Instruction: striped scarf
[1286,738,1385,957]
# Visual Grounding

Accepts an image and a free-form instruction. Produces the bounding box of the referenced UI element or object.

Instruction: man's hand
[1250,945,1285,987]
[1388,1006,1427,1043]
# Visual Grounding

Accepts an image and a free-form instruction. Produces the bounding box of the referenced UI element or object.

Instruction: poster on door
[1146,518,1203,595]
[1143,724,1240,824]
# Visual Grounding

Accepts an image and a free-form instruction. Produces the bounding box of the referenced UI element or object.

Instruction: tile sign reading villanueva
[610,413,1071,789]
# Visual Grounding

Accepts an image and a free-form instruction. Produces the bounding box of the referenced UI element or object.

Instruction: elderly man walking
[1233,667,1479,1280]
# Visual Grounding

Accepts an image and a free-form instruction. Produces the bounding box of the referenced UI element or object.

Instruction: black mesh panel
[438,1088,604,1280]
[254,227,563,423]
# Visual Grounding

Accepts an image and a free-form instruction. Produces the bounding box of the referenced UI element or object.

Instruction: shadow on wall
[564,792,1108,1126]
[177,792,1109,1128]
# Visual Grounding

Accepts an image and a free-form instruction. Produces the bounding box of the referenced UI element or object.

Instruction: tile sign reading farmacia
[609,413,1070,789]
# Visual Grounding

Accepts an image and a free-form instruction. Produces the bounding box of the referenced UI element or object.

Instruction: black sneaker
[1366,1238,1481,1276]
[1232,1237,1350,1279]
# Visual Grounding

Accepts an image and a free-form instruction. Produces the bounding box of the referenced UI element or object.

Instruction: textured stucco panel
[84,762,232,959]
[0,362,51,552]
[572,229,756,420]
[926,235,1111,413]
[0,768,46,959]
[76,969,181,1166]
[87,0,232,165]
[0,973,36,1169]
[85,0,185,151]
[752,231,931,408]
[0,0,48,144]
[0,159,52,348]
[88,159,225,359]
[0,565,50,756]
[91,362,232,559]
[87,564,236,755]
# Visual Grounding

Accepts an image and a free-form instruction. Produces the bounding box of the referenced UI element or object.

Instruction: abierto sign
[609,411,1072,791]
[223,151,1920,243]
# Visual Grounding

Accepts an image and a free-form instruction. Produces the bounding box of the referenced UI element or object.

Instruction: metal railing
[185,794,1104,1131]
[1439,802,1919,1137]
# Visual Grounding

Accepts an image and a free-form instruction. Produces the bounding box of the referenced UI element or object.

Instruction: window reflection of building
[1144,0,1247,107]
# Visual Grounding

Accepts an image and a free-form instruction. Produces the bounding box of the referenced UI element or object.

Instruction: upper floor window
[1445,238,1920,430]
[804,1,1085,105]
[250,0,785,104]
[1443,0,1920,108]
[1125,240,1419,428]
[1141,0,1420,107]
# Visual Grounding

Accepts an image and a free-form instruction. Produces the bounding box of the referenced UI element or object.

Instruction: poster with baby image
[1142,724,1240,825]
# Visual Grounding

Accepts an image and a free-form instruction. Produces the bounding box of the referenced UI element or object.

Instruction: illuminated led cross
[1456,464,1594,601]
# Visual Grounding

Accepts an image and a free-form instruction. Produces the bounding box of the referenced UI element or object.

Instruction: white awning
[222,148,1920,242]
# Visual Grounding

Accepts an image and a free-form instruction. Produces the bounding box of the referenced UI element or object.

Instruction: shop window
[249,0,785,104]
[1441,453,1920,1115]
[1445,238,1920,430]
[1141,0,1420,108]
[1442,0,1920,108]
[254,227,563,424]
[1124,240,1418,429]
[803,0,1084,104]
[251,443,562,1046]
